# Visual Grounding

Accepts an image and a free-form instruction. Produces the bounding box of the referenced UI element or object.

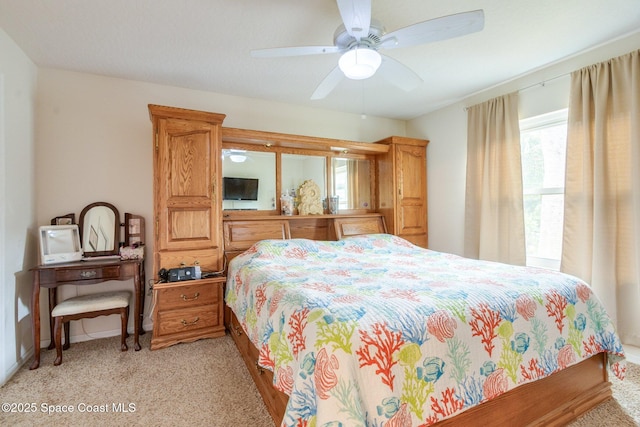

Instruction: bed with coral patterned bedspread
[225,234,626,426]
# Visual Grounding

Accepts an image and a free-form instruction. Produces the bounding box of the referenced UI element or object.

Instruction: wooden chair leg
[63,321,71,350]
[47,288,57,350]
[124,304,130,338]
[53,316,64,366]
[120,307,128,352]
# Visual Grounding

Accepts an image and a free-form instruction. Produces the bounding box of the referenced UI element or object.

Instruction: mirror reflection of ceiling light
[338,47,382,80]
[229,149,247,163]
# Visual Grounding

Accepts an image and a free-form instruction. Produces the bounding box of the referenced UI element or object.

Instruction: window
[520,109,568,270]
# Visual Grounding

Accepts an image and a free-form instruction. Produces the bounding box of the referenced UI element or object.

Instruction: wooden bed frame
[222,216,613,426]
[228,310,610,426]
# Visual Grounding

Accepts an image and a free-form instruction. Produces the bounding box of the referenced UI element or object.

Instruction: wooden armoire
[376,136,429,248]
[148,104,227,350]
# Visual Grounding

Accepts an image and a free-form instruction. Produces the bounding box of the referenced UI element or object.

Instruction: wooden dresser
[148,104,227,350]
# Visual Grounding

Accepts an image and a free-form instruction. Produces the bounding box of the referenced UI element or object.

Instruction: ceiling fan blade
[377,54,423,92]
[336,0,371,41]
[251,45,341,58]
[380,9,484,49]
[311,66,344,100]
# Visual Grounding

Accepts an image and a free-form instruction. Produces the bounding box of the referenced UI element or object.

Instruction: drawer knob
[181,317,200,327]
[80,270,97,279]
[233,325,243,336]
[255,361,264,375]
[180,292,200,301]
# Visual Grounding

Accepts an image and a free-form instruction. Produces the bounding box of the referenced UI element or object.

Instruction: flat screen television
[223,177,259,201]
[38,224,83,264]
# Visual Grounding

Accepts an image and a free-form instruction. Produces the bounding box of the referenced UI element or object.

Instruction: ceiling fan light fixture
[338,48,381,80]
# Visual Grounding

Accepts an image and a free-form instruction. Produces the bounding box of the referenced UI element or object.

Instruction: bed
[225,233,626,426]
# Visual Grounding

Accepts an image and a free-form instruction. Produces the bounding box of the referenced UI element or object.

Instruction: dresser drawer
[156,304,220,336]
[56,265,121,282]
[155,280,220,310]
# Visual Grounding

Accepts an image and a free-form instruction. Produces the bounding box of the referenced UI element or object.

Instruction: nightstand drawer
[155,280,220,310]
[156,304,220,336]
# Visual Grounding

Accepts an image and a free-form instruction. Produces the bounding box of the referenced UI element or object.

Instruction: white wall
[408,31,640,256]
[33,69,407,346]
[0,28,38,386]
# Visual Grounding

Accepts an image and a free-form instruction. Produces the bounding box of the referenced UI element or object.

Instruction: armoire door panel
[399,205,428,235]
[168,130,212,199]
[396,143,427,236]
[169,209,212,243]
[156,116,221,253]
[397,145,425,200]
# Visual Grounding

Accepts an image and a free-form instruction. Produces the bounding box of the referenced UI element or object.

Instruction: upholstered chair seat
[51,290,131,366]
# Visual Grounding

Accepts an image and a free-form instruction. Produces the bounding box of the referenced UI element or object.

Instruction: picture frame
[50,213,76,226]
[124,213,145,247]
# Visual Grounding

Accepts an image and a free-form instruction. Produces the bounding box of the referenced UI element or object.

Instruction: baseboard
[1,348,34,387]
[38,317,154,347]
[623,344,640,365]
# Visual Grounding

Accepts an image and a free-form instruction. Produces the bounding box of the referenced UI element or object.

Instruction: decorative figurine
[297,179,323,215]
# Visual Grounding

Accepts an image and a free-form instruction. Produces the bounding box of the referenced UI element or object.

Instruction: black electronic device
[222,177,259,201]
[168,267,198,282]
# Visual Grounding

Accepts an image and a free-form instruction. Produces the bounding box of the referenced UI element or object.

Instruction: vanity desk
[30,258,145,369]
[31,202,147,369]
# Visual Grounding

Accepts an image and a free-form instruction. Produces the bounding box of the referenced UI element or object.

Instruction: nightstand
[150,276,225,350]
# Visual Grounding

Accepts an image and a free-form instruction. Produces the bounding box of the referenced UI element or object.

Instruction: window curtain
[464,92,526,265]
[561,50,640,347]
[347,160,358,209]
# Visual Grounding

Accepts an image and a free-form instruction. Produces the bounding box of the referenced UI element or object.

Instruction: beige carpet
[1,332,638,426]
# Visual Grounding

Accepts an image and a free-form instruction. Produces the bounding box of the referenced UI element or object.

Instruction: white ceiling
[1,0,639,120]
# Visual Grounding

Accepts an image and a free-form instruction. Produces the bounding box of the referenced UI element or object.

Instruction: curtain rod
[518,71,571,92]
[463,71,572,111]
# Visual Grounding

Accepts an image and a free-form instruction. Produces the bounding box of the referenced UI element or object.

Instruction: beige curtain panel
[464,92,526,265]
[562,49,640,347]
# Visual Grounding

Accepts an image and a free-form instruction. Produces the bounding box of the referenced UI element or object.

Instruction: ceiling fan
[251,0,484,100]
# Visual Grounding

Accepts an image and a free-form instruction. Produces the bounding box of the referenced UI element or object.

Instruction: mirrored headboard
[221,127,389,215]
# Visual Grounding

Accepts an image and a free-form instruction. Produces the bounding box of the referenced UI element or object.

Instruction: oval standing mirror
[79,202,120,257]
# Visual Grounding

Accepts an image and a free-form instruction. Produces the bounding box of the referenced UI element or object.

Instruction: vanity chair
[51,290,131,366]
